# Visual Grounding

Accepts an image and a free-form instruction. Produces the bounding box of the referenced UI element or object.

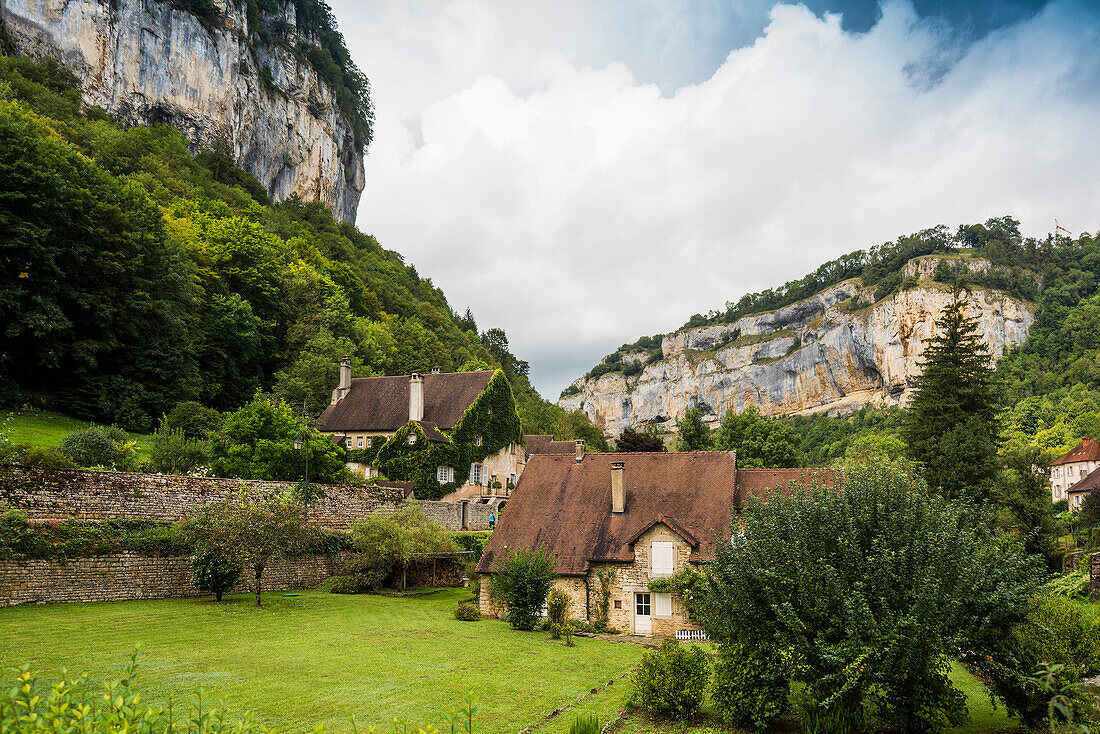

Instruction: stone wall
[0,551,355,607]
[0,467,496,531]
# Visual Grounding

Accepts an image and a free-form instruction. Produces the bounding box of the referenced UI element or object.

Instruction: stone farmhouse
[316,358,573,501]
[1050,439,1100,503]
[476,447,835,636]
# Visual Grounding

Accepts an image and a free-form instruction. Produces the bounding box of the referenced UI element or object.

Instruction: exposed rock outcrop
[560,271,1034,436]
[1,0,365,222]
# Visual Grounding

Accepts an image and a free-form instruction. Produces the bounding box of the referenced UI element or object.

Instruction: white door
[635,592,652,635]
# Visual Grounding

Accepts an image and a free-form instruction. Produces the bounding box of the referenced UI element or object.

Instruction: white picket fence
[675,629,709,641]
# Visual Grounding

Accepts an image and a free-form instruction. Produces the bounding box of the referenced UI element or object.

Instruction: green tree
[557,410,609,452]
[713,406,800,467]
[675,408,712,451]
[705,460,1044,733]
[615,427,665,452]
[488,545,555,630]
[903,298,999,502]
[210,392,348,483]
[349,504,457,590]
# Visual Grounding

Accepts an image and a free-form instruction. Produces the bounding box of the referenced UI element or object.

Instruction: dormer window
[408,433,418,445]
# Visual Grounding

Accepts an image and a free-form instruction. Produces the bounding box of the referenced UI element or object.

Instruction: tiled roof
[1067,469,1100,496]
[1053,439,1100,466]
[524,435,576,456]
[418,422,451,444]
[477,455,840,577]
[317,371,494,432]
[477,452,738,576]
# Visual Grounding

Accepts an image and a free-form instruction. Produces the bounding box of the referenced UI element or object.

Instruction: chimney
[409,372,424,422]
[611,461,625,513]
[575,440,585,463]
[331,356,353,405]
[431,366,442,375]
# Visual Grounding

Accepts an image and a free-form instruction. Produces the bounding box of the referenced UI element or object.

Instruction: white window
[408,433,418,444]
[470,464,483,485]
[345,437,353,448]
[651,541,674,575]
[654,593,672,617]
[475,433,483,447]
[357,436,364,449]
[487,406,493,415]
[437,466,453,483]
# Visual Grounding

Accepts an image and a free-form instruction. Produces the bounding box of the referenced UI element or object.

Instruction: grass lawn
[0,588,644,733]
[1,409,155,460]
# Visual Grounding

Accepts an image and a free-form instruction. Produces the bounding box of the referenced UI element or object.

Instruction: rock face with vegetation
[561,253,1035,435]
[1,0,369,222]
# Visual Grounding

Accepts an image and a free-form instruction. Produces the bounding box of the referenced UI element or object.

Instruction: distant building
[1050,439,1100,503]
[476,446,837,636]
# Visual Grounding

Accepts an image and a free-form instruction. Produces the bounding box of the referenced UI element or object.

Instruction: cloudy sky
[328,0,1100,399]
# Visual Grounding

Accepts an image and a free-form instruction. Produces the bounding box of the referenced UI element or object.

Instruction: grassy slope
[0,588,643,733]
[1,409,155,460]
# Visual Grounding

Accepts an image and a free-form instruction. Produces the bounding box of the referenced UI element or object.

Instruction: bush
[1027,595,1100,676]
[631,638,710,719]
[569,713,600,734]
[163,401,223,439]
[488,544,555,631]
[454,602,481,621]
[190,548,240,601]
[57,427,117,467]
[329,575,364,594]
[712,642,789,731]
[0,442,74,469]
[547,587,571,630]
[151,426,209,474]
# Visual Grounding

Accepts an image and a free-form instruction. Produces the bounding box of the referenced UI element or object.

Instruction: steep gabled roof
[1053,439,1100,466]
[317,371,494,432]
[1067,468,1100,497]
[477,452,738,576]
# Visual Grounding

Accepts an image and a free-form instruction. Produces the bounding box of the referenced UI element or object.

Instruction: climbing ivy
[371,370,523,500]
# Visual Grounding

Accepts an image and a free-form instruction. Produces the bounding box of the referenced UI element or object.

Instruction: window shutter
[651,541,674,575]
[654,593,672,617]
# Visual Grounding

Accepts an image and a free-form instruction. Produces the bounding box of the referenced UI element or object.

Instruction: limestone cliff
[1,0,366,222]
[560,263,1034,436]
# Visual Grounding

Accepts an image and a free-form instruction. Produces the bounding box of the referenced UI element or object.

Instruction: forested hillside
[0,53,596,442]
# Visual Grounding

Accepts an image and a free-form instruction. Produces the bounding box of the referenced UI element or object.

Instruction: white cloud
[332,0,1100,398]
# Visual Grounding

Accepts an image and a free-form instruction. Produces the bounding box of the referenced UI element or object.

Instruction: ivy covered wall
[374,370,523,499]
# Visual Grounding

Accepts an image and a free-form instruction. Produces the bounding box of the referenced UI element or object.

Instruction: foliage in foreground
[705,460,1050,733]
[630,638,710,719]
[488,544,555,630]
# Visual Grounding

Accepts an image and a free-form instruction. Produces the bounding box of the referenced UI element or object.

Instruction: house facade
[1051,439,1100,503]
[316,358,525,500]
[476,448,835,636]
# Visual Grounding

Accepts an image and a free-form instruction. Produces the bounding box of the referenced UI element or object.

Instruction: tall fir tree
[677,408,713,451]
[903,296,999,502]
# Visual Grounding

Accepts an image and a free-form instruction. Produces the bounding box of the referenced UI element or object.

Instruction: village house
[475,445,834,636]
[1065,462,1100,512]
[1050,439,1100,503]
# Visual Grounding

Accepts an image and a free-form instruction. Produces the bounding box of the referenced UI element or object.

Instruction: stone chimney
[575,440,585,463]
[331,356,353,405]
[431,366,441,375]
[611,461,625,514]
[409,372,425,422]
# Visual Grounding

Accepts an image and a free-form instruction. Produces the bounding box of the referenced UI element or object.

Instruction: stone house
[1051,439,1100,503]
[317,358,525,500]
[1066,465,1100,513]
[476,447,834,636]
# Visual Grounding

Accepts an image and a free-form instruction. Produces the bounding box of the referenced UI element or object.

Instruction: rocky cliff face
[2,0,365,222]
[560,266,1034,436]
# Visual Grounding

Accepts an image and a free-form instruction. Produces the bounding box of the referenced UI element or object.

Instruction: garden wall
[0,551,356,606]
[0,467,497,531]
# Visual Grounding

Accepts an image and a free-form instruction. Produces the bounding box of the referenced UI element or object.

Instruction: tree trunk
[402,562,407,590]
[255,565,263,606]
[215,589,223,602]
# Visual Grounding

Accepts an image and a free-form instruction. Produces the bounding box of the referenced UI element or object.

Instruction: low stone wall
[0,467,498,531]
[0,551,356,607]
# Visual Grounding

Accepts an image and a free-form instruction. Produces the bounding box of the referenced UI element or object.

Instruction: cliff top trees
[903,297,999,503]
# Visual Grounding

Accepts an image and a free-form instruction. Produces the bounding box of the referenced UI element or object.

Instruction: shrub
[454,602,481,621]
[712,642,789,731]
[329,575,363,594]
[0,442,74,469]
[190,548,240,601]
[151,426,209,474]
[162,401,218,442]
[1026,595,1100,676]
[631,638,710,719]
[547,587,571,629]
[569,713,600,734]
[488,544,555,631]
[57,427,117,467]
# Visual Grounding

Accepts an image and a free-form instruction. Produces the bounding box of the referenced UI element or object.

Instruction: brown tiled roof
[736,468,842,506]
[418,422,451,444]
[1053,439,1100,466]
[1067,469,1100,497]
[317,371,494,432]
[524,435,576,456]
[477,452,738,576]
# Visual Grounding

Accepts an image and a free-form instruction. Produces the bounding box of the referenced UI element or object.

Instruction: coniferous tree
[903,297,999,503]
[677,408,712,451]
